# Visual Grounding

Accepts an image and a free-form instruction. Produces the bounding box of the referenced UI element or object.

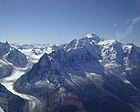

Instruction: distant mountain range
[0,33,140,112]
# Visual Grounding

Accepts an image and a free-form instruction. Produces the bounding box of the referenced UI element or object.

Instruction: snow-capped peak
[83,33,101,42]
[84,33,99,38]
[62,33,101,52]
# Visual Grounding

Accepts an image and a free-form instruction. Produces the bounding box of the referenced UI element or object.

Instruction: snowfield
[0,107,5,112]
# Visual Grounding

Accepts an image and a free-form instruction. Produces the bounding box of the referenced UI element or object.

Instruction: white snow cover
[19,49,43,63]
[0,107,5,112]
[0,60,9,67]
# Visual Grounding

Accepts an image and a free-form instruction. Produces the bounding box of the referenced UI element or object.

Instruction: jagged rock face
[0,60,13,78]
[15,34,140,112]
[0,42,10,58]
[0,42,14,78]
[0,41,28,68]
[0,84,27,112]
[6,49,28,67]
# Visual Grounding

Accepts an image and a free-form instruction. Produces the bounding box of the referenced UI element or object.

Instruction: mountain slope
[0,60,13,79]
[0,42,28,78]
[6,48,28,68]
[0,41,42,112]
[14,34,140,112]
[0,83,27,112]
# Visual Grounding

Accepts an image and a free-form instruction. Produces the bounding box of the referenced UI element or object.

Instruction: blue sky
[0,0,140,46]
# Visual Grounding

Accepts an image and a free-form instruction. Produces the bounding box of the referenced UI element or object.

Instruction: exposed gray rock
[6,49,28,68]
[0,42,10,58]
[0,84,27,112]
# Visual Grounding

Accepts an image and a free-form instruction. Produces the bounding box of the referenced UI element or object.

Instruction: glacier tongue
[0,67,41,112]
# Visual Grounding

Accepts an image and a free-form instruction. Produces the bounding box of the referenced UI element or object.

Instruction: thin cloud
[113,23,117,28]
[115,16,140,41]
[126,16,140,34]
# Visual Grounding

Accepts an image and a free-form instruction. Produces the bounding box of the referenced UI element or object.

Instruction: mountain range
[0,33,140,112]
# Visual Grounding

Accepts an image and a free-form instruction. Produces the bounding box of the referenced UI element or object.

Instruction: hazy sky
[0,0,140,46]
